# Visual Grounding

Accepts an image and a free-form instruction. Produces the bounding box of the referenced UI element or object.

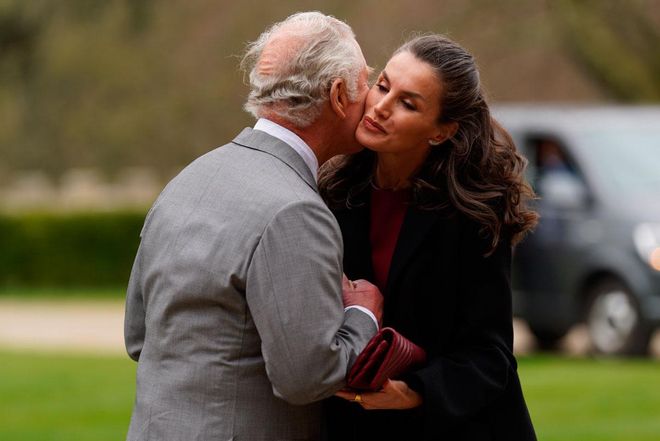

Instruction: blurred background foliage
[1,0,658,183]
[0,211,143,288]
[553,0,660,102]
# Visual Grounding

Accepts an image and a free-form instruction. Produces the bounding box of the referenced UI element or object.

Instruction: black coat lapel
[333,200,374,282]
[337,194,443,295]
[386,207,441,292]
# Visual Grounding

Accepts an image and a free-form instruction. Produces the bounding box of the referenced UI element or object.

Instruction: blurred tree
[0,0,657,185]
[552,0,660,101]
[125,0,153,33]
[1,0,162,180]
[0,1,52,184]
[0,2,40,79]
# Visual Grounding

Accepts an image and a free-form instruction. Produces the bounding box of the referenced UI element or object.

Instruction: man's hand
[342,275,383,326]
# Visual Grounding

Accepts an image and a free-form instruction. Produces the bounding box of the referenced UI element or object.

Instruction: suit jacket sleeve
[409,226,516,420]
[246,199,378,406]
[124,204,157,362]
[124,241,146,361]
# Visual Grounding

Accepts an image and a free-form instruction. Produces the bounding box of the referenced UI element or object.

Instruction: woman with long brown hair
[320,34,538,440]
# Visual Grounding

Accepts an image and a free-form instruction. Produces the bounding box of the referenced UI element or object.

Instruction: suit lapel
[231,127,318,192]
[386,207,441,292]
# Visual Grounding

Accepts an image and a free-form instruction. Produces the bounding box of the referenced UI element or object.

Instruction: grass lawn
[0,351,658,441]
[0,350,136,441]
[0,287,125,300]
[519,356,660,441]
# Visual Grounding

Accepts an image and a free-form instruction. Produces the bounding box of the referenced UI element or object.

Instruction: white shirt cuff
[345,305,379,330]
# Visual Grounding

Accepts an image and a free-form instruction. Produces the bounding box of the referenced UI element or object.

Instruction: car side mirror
[538,172,589,210]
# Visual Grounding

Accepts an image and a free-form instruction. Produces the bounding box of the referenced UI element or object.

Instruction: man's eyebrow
[382,70,426,101]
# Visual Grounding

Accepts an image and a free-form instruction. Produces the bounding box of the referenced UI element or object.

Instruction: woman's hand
[335,379,423,410]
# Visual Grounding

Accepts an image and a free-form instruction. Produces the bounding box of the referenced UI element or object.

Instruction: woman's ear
[329,78,348,119]
[431,121,459,145]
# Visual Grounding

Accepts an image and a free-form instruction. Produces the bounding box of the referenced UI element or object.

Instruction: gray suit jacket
[124,128,377,441]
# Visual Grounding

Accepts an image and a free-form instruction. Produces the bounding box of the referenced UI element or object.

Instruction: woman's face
[356,51,447,157]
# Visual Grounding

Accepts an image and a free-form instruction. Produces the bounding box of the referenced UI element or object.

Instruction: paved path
[1,298,658,357]
[0,299,126,355]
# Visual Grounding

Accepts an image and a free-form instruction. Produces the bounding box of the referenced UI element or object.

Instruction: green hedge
[0,211,146,288]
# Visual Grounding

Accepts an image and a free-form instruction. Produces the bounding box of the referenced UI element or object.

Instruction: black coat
[323,194,537,441]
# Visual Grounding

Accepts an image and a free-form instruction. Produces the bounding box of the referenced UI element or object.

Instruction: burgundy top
[369,187,409,292]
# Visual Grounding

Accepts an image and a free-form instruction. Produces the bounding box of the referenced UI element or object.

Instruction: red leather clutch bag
[347,327,427,391]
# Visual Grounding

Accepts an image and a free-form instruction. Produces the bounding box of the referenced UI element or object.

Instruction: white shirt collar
[253,118,319,182]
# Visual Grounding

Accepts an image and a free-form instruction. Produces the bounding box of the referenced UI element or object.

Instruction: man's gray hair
[240,11,364,127]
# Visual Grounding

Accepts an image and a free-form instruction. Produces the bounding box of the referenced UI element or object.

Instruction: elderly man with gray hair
[124,11,382,441]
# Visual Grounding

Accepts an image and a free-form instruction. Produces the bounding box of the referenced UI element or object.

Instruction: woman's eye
[376,83,388,93]
[402,100,416,110]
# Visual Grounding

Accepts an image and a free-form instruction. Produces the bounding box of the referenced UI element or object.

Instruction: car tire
[585,278,651,356]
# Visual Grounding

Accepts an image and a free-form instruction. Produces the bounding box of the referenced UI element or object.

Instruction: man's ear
[431,121,459,145]
[329,78,348,119]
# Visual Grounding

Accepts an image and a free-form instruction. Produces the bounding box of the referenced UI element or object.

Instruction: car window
[524,136,583,192]
[575,129,660,196]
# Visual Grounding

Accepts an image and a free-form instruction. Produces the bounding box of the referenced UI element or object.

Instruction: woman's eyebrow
[381,71,426,101]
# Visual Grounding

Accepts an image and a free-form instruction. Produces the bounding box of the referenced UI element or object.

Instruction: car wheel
[586,279,650,356]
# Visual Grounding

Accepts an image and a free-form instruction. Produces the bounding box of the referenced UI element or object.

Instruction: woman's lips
[362,116,387,134]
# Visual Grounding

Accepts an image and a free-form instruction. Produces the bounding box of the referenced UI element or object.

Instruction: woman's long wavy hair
[319,34,538,254]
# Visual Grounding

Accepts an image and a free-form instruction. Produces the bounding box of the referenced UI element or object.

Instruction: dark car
[494,105,660,355]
